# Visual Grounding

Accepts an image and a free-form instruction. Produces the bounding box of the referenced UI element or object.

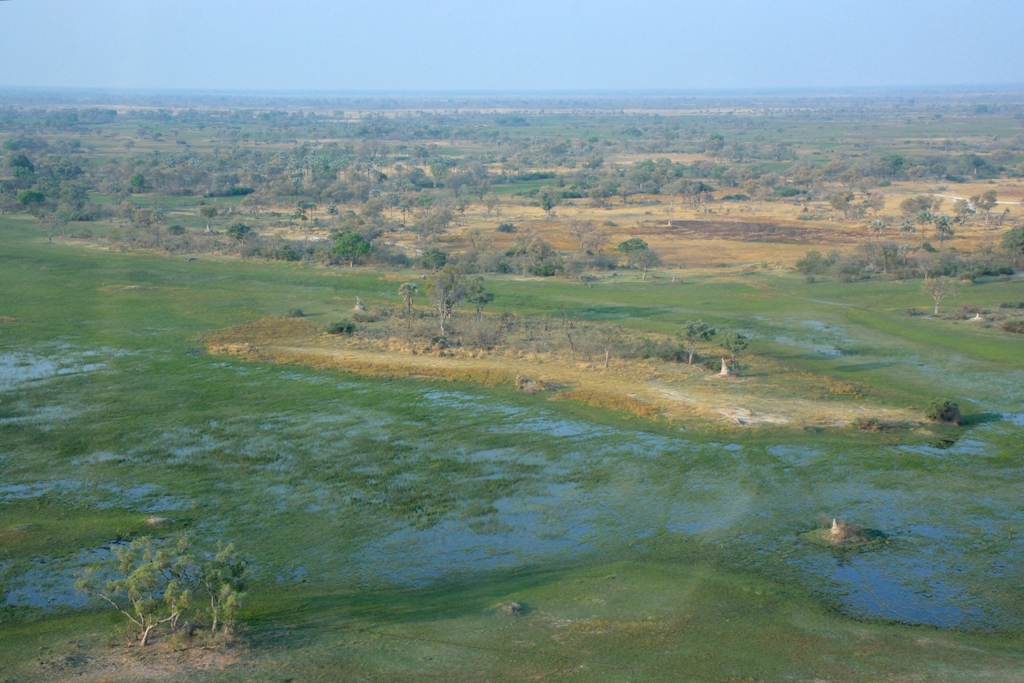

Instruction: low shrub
[496,222,517,233]
[925,399,961,425]
[856,417,884,432]
[1002,319,1024,334]
[286,309,305,318]
[327,320,357,335]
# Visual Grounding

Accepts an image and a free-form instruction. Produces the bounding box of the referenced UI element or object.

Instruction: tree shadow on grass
[960,412,1001,427]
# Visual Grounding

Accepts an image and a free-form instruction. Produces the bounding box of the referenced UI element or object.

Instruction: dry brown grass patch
[205,317,922,430]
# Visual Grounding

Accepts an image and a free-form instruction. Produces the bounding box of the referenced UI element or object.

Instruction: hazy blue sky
[1,0,1021,91]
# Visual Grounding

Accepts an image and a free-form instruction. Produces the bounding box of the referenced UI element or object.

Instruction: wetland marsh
[2,215,1024,681]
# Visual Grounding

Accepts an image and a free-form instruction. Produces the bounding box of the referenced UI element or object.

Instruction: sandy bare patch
[36,640,244,683]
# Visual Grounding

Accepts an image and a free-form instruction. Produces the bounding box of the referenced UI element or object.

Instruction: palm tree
[398,283,418,329]
[933,214,955,252]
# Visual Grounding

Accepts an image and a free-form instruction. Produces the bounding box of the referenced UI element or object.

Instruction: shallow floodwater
[2,346,1023,631]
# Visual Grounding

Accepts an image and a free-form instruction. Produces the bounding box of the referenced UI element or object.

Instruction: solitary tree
[953,199,974,226]
[975,190,998,227]
[1001,226,1024,267]
[398,282,418,328]
[560,310,579,360]
[426,265,465,336]
[464,277,494,322]
[484,193,500,217]
[869,219,887,242]
[923,276,957,316]
[933,214,955,252]
[568,219,603,252]
[539,186,558,218]
[632,247,661,280]
[596,325,624,369]
[420,247,448,271]
[331,231,371,267]
[719,332,749,376]
[680,320,716,365]
[199,205,218,233]
[241,193,267,218]
[132,208,162,245]
[617,238,648,269]
[227,222,252,255]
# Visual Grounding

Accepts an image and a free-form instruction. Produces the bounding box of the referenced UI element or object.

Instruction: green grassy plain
[2,216,1024,680]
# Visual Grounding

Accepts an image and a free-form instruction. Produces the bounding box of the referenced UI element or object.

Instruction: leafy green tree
[227,222,252,255]
[900,195,932,218]
[129,172,146,190]
[539,186,558,217]
[426,265,465,336]
[705,133,725,156]
[796,250,831,275]
[75,536,193,647]
[680,320,716,365]
[719,332,749,376]
[199,205,218,232]
[16,189,44,205]
[464,277,494,322]
[331,231,371,267]
[420,247,448,271]
[1001,226,1024,267]
[617,238,651,272]
[8,152,34,174]
[199,542,247,634]
[830,193,854,219]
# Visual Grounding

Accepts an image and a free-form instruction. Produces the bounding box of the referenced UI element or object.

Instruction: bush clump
[496,222,517,233]
[855,417,885,432]
[1002,319,1024,334]
[925,399,961,425]
[327,320,357,335]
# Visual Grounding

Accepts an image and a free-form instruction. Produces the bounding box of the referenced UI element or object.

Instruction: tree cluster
[76,536,247,648]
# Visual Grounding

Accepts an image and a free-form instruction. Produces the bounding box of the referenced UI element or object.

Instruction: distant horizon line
[2,83,1024,98]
